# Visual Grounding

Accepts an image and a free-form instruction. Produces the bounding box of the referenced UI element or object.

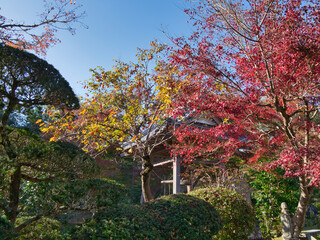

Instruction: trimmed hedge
[72,194,221,239]
[189,187,256,240]
[144,194,221,239]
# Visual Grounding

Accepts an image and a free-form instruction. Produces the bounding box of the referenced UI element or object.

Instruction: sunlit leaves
[171,0,320,186]
[42,42,181,157]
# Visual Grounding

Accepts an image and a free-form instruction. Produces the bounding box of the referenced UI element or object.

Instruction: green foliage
[0,43,79,110]
[248,169,300,238]
[72,205,159,240]
[0,127,98,197]
[144,194,221,239]
[16,217,63,240]
[21,178,127,218]
[65,178,127,210]
[0,43,84,230]
[0,127,98,227]
[43,42,179,157]
[72,194,221,239]
[0,217,15,240]
[189,187,255,240]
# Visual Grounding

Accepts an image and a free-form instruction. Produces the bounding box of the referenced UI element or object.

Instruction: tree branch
[21,174,54,182]
[14,215,42,233]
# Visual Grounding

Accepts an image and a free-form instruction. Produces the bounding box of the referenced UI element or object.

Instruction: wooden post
[173,157,181,194]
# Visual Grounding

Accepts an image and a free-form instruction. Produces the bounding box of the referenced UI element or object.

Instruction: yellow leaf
[49,136,57,142]
[35,119,42,124]
[131,135,137,142]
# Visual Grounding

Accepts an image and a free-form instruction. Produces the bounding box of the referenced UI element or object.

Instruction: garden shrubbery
[144,194,221,239]
[21,177,127,218]
[11,178,128,239]
[189,187,256,240]
[72,194,221,240]
[0,217,15,240]
[248,169,300,238]
[16,217,64,240]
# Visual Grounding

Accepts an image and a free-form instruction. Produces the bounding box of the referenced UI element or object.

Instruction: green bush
[72,205,159,239]
[56,178,128,210]
[21,178,127,217]
[144,194,221,239]
[16,217,63,240]
[0,217,15,240]
[248,169,300,238]
[189,187,255,240]
[72,194,221,239]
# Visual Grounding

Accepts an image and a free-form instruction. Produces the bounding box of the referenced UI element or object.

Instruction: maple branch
[149,129,173,154]
[209,66,247,96]
[258,43,273,92]
[310,109,318,120]
[255,115,285,133]
[288,109,304,118]
[258,0,276,29]
[209,0,260,42]
[2,19,58,31]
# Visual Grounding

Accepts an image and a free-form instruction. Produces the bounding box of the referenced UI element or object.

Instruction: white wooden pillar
[173,157,181,194]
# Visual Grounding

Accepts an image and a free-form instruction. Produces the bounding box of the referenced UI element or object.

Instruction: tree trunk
[140,155,153,202]
[281,178,314,240]
[292,181,314,239]
[8,166,22,225]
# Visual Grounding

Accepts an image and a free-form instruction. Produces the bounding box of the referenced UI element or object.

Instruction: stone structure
[280,202,294,240]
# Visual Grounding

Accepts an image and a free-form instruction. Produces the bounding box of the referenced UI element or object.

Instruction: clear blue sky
[0,0,193,97]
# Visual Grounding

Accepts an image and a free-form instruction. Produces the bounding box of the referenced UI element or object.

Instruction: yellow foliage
[41,41,181,156]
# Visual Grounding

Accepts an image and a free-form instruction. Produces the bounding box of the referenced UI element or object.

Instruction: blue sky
[1,0,193,97]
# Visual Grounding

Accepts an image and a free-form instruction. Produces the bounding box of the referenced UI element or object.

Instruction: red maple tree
[170,0,320,238]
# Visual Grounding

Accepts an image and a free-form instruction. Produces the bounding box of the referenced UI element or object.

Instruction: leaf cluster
[43,42,182,159]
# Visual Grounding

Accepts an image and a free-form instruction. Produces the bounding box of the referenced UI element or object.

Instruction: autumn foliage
[0,0,84,54]
[169,0,320,238]
[43,42,179,155]
[42,42,182,202]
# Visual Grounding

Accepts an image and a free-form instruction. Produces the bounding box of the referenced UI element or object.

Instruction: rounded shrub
[72,194,221,239]
[72,204,160,239]
[189,187,255,240]
[144,194,221,239]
